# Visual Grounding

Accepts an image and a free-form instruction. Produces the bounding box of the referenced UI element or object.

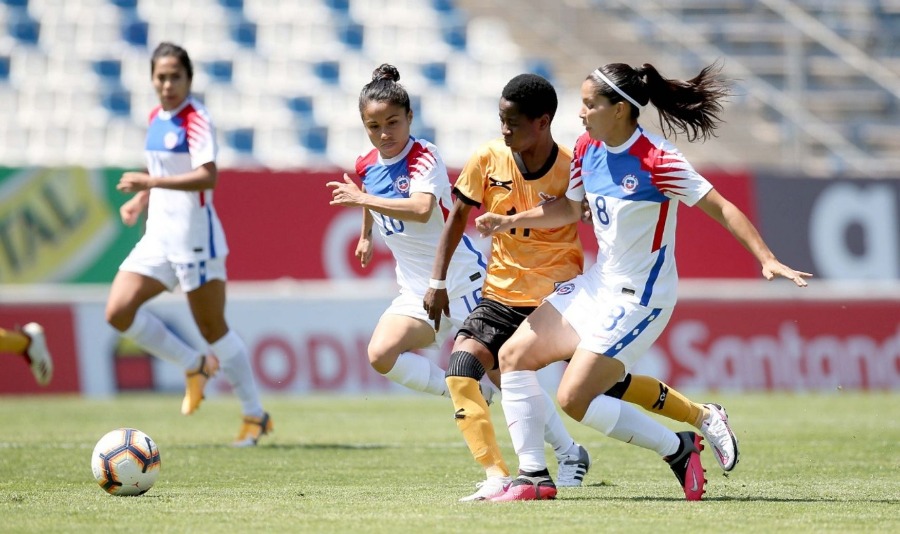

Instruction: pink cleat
[491,473,557,502]
[665,431,707,501]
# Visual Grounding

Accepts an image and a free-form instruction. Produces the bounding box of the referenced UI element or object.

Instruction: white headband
[592,68,642,109]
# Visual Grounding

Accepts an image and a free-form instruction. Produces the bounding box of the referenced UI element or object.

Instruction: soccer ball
[91,428,161,496]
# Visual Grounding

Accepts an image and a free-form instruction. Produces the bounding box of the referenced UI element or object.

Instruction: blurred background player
[327,64,487,401]
[477,62,811,501]
[104,42,272,447]
[0,323,52,386]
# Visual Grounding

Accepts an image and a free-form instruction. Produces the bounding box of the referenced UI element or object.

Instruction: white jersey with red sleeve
[567,127,713,307]
[355,136,486,298]
[142,96,228,263]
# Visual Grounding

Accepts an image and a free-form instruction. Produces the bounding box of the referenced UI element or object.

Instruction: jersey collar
[605,125,644,154]
[156,97,192,121]
[379,137,415,165]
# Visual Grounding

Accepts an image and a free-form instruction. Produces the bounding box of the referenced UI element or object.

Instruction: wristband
[428,278,447,290]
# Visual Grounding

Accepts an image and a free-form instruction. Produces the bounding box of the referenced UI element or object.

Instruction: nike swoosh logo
[689,471,699,492]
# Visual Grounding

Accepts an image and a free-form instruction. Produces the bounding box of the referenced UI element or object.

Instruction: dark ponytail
[588,61,730,142]
[358,63,411,115]
[151,42,193,80]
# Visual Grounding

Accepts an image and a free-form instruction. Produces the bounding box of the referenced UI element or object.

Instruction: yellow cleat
[181,354,220,415]
[233,412,273,447]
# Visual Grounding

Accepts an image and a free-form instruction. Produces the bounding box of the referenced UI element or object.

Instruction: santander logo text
[664,321,900,390]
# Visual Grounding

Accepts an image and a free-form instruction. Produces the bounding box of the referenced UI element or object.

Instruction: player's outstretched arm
[696,189,812,287]
[424,198,473,331]
[328,174,434,223]
[475,196,582,237]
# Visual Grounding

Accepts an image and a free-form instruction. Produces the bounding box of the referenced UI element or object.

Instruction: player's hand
[327,174,366,208]
[474,213,509,237]
[119,200,143,226]
[761,259,812,287]
[423,287,450,331]
[117,172,152,193]
[355,237,374,268]
[580,197,592,223]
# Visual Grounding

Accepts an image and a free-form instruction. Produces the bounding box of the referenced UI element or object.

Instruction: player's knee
[366,341,396,375]
[105,304,134,332]
[557,385,590,421]
[497,336,532,373]
[446,351,486,381]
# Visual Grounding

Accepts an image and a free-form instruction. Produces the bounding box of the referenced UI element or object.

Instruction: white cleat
[557,443,591,487]
[700,403,740,471]
[458,476,512,502]
[22,322,53,386]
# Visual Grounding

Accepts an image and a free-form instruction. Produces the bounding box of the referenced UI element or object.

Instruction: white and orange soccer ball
[91,428,161,496]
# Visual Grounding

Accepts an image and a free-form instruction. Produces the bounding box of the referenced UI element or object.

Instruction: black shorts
[456,298,536,370]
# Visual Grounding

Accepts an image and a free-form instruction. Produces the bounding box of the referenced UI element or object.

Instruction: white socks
[122,309,201,370]
[384,352,449,397]
[211,330,264,418]
[542,388,580,462]
[501,370,547,473]
[582,395,680,457]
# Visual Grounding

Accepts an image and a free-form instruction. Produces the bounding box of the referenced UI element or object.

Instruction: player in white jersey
[327,64,488,400]
[477,61,812,501]
[0,323,52,386]
[105,42,272,447]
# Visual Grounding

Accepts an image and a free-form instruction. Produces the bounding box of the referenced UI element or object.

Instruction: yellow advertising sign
[0,168,116,283]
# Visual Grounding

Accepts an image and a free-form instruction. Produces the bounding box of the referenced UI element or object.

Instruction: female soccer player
[476,62,811,501]
[328,67,589,500]
[0,322,52,385]
[328,64,487,400]
[105,42,272,447]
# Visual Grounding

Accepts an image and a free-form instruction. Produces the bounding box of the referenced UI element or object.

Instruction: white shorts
[119,238,227,293]
[384,284,482,349]
[545,272,673,373]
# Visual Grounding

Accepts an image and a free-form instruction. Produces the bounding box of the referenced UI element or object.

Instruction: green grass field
[1,392,898,533]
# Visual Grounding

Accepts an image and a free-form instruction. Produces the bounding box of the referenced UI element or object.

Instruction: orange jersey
[454,138,583,306]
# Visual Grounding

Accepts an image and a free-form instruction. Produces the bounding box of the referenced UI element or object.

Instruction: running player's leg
[187,275,271,446]
[369,313,447,396]
[446,335,510,501]
[0,324,53,385]
[106,269,202,371]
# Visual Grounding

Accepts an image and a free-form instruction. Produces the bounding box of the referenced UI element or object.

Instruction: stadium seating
[0,0,896,174]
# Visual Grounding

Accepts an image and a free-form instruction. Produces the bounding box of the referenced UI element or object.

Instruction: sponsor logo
[488,176,512,191]
[538,191,556,205]
[689,471,699,492]
[0,168,115,283]
[652,383,668,410]
[621,174,638,193]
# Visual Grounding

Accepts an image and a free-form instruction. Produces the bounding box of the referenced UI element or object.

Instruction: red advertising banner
[215,169,760,282]
[656,299,899,391]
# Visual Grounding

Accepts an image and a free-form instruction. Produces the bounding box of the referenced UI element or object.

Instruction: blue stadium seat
[101,89,131,117]
[203,60,234,84]
[230,20,257,47]
[93,59,122,81]
[225,127,254,153]
[218,0,243,12]
[525,59,554,83]
[286,96,314,118]
[1,0,28,7]
[298,125,328,153]
[8,16,40,45]
[109,0,137,8]
[313,61,340,84]
[0,56,10,81]
[121,18,148,47]
[432,0,455,13]
[421,62,447,85]
[323,0,349,13]
[441,19,466,50]
[337,20,364,50]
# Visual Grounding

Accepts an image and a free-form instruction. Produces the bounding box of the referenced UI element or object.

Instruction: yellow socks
[446,375,510,478]
[622,375,706,428]
[0,328,29,354]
